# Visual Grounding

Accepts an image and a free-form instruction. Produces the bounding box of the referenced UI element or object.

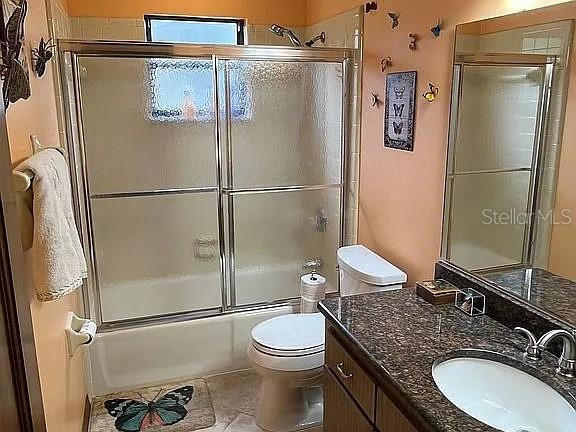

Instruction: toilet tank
[337,245,407,296]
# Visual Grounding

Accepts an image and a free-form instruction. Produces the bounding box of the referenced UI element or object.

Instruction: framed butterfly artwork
[384,71,417,152]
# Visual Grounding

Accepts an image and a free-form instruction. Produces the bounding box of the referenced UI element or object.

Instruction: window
[148,59,250,123]
[145,15,245,45]
[145,16,250,123]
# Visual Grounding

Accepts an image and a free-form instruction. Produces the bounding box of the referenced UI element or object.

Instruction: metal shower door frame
[442,53,555,271]
[58,41,353,330]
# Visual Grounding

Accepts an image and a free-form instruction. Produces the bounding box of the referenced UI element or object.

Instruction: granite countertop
[318,289,576,432]
[481,267,576,325]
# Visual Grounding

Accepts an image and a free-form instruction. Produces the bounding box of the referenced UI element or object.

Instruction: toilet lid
[252,313,325,352]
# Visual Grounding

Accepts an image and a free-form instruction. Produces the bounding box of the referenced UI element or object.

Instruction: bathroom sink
[432,356,576,432]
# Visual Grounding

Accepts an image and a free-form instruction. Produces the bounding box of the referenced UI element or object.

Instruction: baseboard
[82,396,91,432]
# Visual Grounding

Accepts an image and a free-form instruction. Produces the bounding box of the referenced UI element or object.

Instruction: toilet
[248,245,407,432]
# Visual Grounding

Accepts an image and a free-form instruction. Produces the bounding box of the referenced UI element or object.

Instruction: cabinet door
[324,369,374,432]
[325,329,376,420]
[376,388,419,432]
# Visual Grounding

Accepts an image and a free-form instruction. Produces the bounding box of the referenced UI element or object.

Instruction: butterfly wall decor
[384,71,416,152]
[371,92,382,107]
[409,34,418,51]
[365,2,378,14]
[0,0,30,108]
[104,385,194,432]
[422,83,439,102]
[381,56,392,72]
[388,13,399,29]
[431,21,442,38]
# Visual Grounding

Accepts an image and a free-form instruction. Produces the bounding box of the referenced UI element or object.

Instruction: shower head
[305,32,326,47]
[269,24,302,47]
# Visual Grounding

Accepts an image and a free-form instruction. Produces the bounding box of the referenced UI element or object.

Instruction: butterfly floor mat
[90,378,216,432]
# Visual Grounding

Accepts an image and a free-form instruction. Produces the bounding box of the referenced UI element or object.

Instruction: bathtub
[87,305,293,396]
[87,262,337,396]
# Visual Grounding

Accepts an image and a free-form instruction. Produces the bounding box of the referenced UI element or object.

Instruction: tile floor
[201,369,322,432]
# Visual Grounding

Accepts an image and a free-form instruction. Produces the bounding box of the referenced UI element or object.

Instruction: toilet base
[252,364,324,432]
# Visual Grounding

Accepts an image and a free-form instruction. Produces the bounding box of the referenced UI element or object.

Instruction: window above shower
[145,15,246,45]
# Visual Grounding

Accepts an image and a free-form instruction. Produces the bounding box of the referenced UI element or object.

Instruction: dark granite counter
[481,267,576,325]
[319,289,576,432]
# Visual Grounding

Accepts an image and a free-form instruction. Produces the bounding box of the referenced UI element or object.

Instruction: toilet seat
[249,313,326,371]
[248,344,325,372]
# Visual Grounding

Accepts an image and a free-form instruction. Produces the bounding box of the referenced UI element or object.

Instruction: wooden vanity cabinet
[324,326,420,432]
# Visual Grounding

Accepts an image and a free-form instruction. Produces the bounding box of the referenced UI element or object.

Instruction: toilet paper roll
[301,273,326,300]
[301,297,320,314]
[79,320,97,344]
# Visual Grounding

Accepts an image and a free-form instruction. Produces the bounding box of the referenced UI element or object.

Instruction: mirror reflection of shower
[269,24,302,46]
[306,32,326,47]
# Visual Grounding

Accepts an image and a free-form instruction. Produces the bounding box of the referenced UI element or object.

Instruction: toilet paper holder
[65,312,97,357]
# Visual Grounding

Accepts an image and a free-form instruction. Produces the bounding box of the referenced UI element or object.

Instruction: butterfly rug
[90,378,216,432]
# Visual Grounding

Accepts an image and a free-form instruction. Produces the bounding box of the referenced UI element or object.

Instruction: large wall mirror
[442,3,576,326]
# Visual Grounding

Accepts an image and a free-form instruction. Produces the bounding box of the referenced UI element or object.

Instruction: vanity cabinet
[324,326,420,432]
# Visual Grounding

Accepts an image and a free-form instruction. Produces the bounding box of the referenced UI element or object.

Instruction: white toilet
[248,245,407,432]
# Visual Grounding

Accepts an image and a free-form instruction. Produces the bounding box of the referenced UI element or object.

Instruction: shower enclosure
[443,53,555,271]
[60,42,354,328]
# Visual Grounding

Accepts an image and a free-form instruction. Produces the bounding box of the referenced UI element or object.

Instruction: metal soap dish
[455,288,486,316]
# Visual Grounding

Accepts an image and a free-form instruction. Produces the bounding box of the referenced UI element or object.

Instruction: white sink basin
[432,356,576,432]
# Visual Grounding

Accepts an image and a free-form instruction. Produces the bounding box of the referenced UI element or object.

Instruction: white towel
[16,148,87,302]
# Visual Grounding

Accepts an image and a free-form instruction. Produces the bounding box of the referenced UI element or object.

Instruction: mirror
[443,3,576,326]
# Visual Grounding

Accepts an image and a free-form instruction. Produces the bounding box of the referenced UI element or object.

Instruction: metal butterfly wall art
[422,83,439,102]
[388,13,399,29]
[0,0,30,108]
[431,21,442,38]
[409,34,418,51]
[32,37,56,77]
[104,386,194,432]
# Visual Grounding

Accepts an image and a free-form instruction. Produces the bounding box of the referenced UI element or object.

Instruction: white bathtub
[87,305,293,396]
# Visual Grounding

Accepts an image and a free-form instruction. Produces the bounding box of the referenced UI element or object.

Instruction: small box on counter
[416,279,459,305]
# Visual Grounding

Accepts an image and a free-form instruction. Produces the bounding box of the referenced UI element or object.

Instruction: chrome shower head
[305,32,326,47]
[269,24,302,47]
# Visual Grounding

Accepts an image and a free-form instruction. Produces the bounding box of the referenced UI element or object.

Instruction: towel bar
[12,135,66,192]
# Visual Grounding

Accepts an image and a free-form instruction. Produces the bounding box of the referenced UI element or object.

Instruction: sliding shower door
[76,56,222,322]
[62,43,350,326]
[218,59,343,306]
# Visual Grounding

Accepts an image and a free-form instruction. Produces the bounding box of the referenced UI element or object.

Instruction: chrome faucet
[537,329,576,379]
[515,327,576,378]
[514,327,541,360]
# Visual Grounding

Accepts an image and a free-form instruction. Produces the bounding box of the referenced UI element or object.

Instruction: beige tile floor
[201,369,322,432]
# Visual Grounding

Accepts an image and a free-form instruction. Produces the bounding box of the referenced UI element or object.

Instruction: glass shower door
[219,59,344,306]
[77,56,222,322]
[447,64,547,270]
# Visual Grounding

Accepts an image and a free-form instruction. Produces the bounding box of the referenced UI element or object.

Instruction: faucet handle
[514,327,541,360]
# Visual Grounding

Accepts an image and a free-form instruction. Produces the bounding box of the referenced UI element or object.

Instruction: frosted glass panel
[449,172,531,270]
[92,193,221,322]
[225,60,343,188]
[231,188,340,306]
[454,66,544,173]
[79,57,217,194]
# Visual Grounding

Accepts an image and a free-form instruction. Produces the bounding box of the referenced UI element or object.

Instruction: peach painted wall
[306,0,360,25]
[66,0,308,25]
[306,0,574,285]
[5,0,86,431]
